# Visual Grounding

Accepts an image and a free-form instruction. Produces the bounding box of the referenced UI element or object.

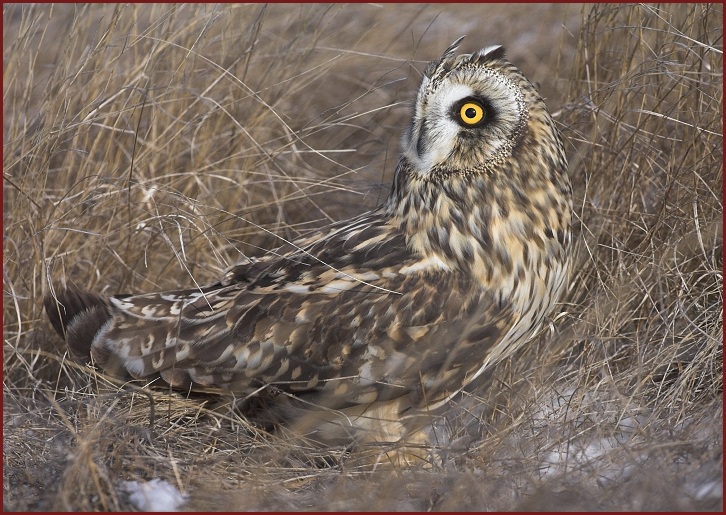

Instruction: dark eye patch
[450,96,496,128]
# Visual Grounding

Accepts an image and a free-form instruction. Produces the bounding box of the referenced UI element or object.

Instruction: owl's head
[401,37,555,179]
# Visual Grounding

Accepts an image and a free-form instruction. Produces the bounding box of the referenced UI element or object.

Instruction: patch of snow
[689,479,723,501]
[119,478,187,512]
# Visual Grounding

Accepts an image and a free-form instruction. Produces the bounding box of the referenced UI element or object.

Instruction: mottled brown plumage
[44,38,572,456]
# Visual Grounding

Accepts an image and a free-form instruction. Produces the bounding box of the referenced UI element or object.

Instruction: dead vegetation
[3,3,722,511]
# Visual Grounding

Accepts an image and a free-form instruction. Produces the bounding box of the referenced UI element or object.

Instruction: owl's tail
[44,287,113,362]
[43,284,240,387]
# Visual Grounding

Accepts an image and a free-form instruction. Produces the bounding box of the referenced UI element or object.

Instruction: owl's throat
[387,159,569,311]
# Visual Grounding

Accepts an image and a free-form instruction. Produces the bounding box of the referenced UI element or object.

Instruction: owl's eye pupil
[458,101,485,125]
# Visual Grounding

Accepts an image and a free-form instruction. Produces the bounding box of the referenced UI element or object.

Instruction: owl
[45,38,572,463]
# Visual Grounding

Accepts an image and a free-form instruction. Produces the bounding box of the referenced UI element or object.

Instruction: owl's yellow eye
[459,102,485,125]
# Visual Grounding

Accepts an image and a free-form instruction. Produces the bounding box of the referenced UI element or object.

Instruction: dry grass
[3,3,722,511]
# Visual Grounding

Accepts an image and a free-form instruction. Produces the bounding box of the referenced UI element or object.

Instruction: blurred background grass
[3,3,722,511]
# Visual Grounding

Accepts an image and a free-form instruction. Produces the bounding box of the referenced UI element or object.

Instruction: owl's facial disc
[405,83,476,172]
[403,64,528,177]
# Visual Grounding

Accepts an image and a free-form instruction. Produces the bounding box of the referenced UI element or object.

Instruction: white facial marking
[406,83,474,173]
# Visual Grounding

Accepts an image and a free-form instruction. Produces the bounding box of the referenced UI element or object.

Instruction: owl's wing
[46,213,517,412]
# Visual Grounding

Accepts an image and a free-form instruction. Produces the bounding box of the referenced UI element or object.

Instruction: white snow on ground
[529,387,723,504]
[119,478,188,512]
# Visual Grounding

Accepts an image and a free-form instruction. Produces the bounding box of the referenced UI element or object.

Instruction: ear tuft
[425,36,467,79]
[473,45,506,63]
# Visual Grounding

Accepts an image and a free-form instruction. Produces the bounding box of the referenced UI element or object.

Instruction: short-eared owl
[45,38,571,458]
